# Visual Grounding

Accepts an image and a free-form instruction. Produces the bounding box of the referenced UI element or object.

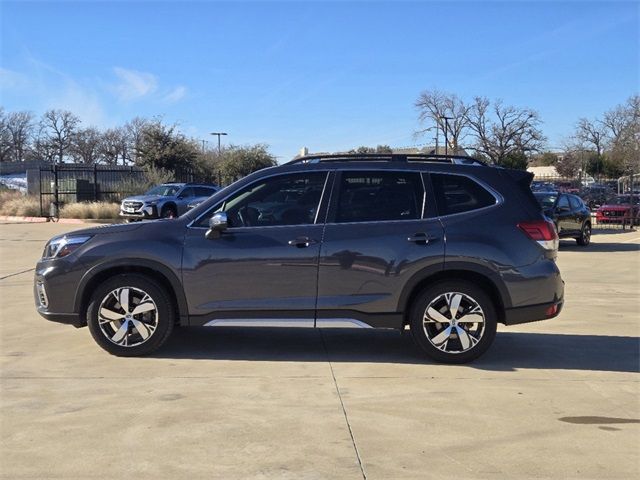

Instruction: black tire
[87,274,174,356]
[161,205,177,219]
[576,222,591,246]
[409,281,497,364]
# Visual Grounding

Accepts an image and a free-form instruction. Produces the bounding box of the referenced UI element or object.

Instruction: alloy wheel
[422,292,485,354]
[98,287,158,347]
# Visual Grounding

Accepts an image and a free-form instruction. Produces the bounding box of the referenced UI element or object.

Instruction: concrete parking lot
[1,221,638,479]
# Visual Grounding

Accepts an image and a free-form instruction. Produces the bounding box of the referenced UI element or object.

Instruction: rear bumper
[504,297,563,325]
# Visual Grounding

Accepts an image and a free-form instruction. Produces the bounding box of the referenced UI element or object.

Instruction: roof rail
[287,153,487,166]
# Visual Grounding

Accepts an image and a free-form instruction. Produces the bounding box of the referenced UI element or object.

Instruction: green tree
[216,144,277,184]
[135,122,199,173]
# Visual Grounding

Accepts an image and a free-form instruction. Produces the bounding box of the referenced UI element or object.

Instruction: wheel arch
[399,265,510,326]
[75,259,188,326]
[161,202,178,214]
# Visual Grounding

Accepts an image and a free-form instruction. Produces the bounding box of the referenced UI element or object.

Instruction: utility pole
[201,139,208,152]
[210,132,228,154]
[439,116,453,156]
[433,136,439,155]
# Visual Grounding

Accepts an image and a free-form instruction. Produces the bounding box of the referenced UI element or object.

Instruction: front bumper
[119,204,158,220]
[34,260,86,328]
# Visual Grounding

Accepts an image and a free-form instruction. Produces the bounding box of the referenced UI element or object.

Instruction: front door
[182,171,330,324]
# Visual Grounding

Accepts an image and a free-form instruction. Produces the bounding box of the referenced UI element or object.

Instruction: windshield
[534,193,558,209]
[144,185,182,196]
[612,196,639,205]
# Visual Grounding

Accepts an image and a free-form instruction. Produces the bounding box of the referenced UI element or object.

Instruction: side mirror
[205,212,228,240]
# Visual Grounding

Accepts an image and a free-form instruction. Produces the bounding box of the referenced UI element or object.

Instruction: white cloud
[163,85,187,103]
[111,67,158,101]
[0,67,30,90]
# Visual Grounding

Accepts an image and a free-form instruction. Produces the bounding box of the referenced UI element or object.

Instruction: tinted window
[197,172,327,228]
[145,184,181,196]
[569,196,581,210]
[179,187,195,198]
[334,171,424,223]
[194,186,216,196]
[534,192,558,209]
[557,195,570,209]
[431,174,496,215]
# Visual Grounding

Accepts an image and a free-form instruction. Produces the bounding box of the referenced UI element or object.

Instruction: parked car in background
[35,153,564,364]
[187,198,207,211]
[534,191,592,246]
[120,183,219,220]
[579,184,615,209]
[595,195,640,226]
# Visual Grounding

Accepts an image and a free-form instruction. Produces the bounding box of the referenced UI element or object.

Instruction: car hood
[57,222,144,238]
[122,195,166,203]
[598,204,633,211]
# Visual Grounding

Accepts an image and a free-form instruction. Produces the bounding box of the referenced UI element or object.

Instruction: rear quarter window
[431,173,497,216]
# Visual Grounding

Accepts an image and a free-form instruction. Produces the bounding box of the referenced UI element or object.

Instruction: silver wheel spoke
[100,307,124,321]
[459,313,484,323]
[119,288,131,314]
[448,293,462,318]
[131,302,155,316]
[431,326,452,345]
[456,326,471,350]
[131,319,154,340]
[112,320,129,343]
[425,307,450,324]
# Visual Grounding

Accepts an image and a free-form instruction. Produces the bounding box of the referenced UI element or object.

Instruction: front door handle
[288,236,317,248]
[407,232,438,245]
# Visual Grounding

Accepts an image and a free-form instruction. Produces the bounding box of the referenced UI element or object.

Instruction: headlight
[42,235,92,259]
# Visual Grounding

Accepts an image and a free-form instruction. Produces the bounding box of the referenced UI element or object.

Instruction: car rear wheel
[87,274,174,356]
[409,281,497,363]
[576,222,591,246]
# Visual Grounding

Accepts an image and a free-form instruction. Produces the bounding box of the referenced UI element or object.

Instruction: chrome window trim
[187,170,331,230]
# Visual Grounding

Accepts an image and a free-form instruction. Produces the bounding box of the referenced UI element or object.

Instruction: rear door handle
[407,232,438,245]
[288,236,317,248]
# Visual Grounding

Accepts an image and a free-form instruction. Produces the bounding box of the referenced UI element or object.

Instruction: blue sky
[1,0,638,161]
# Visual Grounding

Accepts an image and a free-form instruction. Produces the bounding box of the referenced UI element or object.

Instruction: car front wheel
[409,281,497,363]
[87,274,174,356]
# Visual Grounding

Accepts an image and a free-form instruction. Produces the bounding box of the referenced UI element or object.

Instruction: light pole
[210,132,228,154]
[439,116,453,156]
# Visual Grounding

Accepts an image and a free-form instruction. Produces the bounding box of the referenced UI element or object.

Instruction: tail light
[518,220,559,252]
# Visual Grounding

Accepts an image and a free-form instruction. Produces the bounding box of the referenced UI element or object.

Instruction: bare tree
[5,111,34,162]
[40,109,81,163]
[415,89,471,152]
[575,117,606,156]
[466,97,545,167]
[600,96,640,176]
[70,127,102,164]
[0,108,11,162]
[555,149,583,178]
[124,117,149,164]
[98,128,125,165]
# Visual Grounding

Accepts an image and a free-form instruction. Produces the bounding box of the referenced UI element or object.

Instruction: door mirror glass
[206,212,228,239]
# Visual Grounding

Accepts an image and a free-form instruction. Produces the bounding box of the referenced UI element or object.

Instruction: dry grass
[0,191,41,217]
[0,191,120,219]
[60,202,120,219]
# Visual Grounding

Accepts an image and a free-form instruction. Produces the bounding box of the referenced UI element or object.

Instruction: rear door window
[569,196,581,210]
[333,171,424,223]
[430,174,496,216]
[557,195,570,210]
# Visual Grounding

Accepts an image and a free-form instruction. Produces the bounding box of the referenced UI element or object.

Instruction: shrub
[0,192,41,217]
[60,202,120,219]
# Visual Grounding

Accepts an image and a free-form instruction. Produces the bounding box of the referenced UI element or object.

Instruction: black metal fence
[32,164,205,217]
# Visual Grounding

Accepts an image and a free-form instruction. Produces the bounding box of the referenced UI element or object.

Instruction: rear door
[316,170,444,326]
[555,194,573,235]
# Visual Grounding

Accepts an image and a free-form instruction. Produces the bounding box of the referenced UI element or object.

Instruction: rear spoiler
[502,169,534,188]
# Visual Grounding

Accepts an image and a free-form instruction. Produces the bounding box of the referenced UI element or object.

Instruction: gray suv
[35,154,564,363]
[120,182,218,220]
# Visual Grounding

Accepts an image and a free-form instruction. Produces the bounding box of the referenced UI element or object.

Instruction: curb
[0,216,118,224]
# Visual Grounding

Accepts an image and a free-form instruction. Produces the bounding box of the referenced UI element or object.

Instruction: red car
[595,195,640,225]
